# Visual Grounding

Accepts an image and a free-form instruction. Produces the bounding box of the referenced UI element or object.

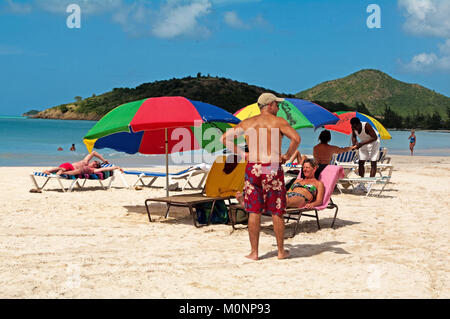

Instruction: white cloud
[111,1,154,37]
[224,11,248,29]
[224,11,270,30]
[4,0,265,40]
[112,0,213,39]
[152,0,212,38]
[402,50,450,73]
[398,0,450,38]
[3,0,32,14]
[398,1,450,73]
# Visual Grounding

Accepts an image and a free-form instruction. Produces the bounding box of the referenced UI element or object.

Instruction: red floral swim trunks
[243,163,287,216]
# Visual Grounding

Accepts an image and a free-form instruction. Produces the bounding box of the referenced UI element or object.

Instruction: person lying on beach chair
[43,151,113,175]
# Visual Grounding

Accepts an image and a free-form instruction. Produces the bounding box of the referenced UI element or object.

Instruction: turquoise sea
[0,116,449,167]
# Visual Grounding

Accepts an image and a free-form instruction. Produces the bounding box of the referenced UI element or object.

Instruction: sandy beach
[0,154,449,299]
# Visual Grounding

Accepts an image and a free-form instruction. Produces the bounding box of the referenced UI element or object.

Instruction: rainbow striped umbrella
[234,98,339,129]
[324,111,392,140]
[83,96,240,195]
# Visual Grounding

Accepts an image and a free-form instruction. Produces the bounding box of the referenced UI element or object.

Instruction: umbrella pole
[165,128,169,197]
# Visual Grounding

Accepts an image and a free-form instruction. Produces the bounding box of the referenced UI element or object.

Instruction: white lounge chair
[30,163,125,192]
[124,163,211,191]
[339,147,393,178]
[336,175,391,197]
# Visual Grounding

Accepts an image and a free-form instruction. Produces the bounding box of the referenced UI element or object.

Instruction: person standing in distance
[350,117,380,178]
[408,129,416,156]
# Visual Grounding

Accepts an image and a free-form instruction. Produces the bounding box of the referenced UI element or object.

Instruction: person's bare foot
[278,250,290,260]
[245,252,259,261]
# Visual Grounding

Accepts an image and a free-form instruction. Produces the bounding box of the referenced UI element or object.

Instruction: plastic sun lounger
[337,147,394,178]
[30,163,123,192]
[144,156,245,227]
[124,163,210,191]
[336,175,391,197]
[282,165,344,238]
[331,149,358,166]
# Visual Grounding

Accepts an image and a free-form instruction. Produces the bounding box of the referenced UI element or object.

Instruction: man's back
[240,113,286,163]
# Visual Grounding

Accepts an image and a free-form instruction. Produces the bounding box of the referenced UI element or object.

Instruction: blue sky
[1,0,450,116]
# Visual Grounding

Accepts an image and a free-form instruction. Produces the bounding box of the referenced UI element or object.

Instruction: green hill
[296,69,450,119]
[34,75,294,121]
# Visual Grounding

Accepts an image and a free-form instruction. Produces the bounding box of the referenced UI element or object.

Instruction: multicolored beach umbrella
[83,96,241,196]
[234,98,339,129]
[83,97,240,154]
[324,111,392,140]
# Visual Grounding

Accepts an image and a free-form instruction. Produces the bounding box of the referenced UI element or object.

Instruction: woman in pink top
[312,130,356,178]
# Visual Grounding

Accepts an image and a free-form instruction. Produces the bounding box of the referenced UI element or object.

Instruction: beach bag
[195,200,229,225]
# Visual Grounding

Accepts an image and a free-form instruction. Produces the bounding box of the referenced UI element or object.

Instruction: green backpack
[195,200,229,225]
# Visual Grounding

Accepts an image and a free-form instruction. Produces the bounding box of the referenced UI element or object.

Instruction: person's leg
[358,160,366,177]
[243,163,263,260]
[246,213,261,260]
[370,161,377,177]
[287,150,300,163]
[286,194,307,208]
[43,167,62,174]
[263,166,288,260]
[272,214,289,259]
[60,169,82,175]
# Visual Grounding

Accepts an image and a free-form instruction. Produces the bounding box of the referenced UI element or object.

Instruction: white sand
[0,155,449,298]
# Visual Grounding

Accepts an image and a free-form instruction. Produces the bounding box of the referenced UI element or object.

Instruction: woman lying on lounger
[43,151,122,175]
[236,159,325,210]
[287,158,325,209]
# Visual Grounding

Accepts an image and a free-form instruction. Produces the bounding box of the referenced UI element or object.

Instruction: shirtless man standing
[221,93,300,261]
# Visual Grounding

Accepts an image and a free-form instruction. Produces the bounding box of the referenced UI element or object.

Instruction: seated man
[313,129,356,178]
[43,151,120,175]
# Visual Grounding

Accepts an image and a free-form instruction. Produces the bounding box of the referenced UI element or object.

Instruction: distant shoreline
[6,115,450,133]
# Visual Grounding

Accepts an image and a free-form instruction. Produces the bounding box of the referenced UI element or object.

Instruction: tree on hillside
[382,106,403,128]
[355,102,372,116]
[446,107,450,128]
[74,96,82,102]
[426,112,443,129]
[312,101,353,113]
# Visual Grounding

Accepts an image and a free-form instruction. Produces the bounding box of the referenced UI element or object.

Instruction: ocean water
[0,116,449,167]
